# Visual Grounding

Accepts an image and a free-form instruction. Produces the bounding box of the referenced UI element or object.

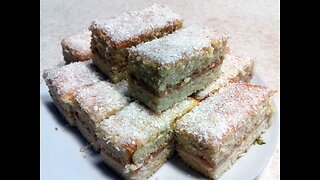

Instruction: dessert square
[194,54,254,100]
[96,97,198,179]
[42,61,104,126]
[73,81,130,150]
[128,26,228,112]
[89,4,183,82]
[174,83,275,179]
[61,30,92,63]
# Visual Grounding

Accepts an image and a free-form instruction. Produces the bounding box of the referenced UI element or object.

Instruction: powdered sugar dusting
[43,61,104,98]
[176,83,274,146]
[74,81,130,122]
[194,54,254,100]
[98,98,197,150]
[130,26,228,65]
[61,30,91,56]
[90,4,182,44]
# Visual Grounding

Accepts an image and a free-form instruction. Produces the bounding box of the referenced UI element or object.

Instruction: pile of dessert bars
[44,4,275,180]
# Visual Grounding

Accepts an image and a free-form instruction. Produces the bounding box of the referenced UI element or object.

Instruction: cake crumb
[55,127,58,131]
[80,147,86,152]
[254,136,266,145]
[80,144,92,154]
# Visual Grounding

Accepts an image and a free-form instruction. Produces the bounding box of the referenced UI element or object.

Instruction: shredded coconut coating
[42,61,104,98]
[175,83,275,147]
[98,97,198,150]
[129,26,228,66]
[61,30,92,56]
[74,81,130,122]
[90,4,182,45]
[194,54,254,100]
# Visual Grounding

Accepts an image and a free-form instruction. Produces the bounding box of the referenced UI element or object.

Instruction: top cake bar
[90,4,183,48]
[128,26,228,112]
[128,26,228,90]
[89,4,183,82]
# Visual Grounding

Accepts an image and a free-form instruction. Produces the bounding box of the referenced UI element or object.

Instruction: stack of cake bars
[44,4,275,180]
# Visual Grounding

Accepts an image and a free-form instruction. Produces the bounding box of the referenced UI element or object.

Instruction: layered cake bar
[61,30,92,63]
[73,81,130,150]
[42,61,104,126]
[194,54,254,100]
[89,4,183,82]
[96,98,198,179]
[128,26,228,112]
[175,83,275,179]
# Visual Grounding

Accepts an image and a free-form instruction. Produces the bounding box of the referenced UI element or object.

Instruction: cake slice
[194,54,254,100]
[42,61,104,125]
[73,81,130,150]
[96,97,198,179]
[61,29,92,63]
[128,26,228,112]
[174,83,275,179]
[90,4,183,82]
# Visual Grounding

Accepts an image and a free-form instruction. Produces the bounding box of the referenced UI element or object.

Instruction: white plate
[40,77,279,180]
